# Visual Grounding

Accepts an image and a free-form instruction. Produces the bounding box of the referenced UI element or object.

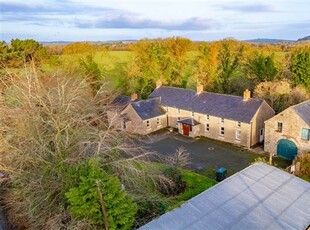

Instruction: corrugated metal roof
[131,97,166,120]
[140,163,310,230]
[292,100,310,126]
[149,86,264,123]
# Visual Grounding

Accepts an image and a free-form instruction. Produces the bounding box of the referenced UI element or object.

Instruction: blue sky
[1,0,309,42]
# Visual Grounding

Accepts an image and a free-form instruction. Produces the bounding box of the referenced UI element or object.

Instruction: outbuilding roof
[292,100,310,126]
[149,86,264,123]
[140,163,310,230]
[131,97,166,120]
[110,95,132,111]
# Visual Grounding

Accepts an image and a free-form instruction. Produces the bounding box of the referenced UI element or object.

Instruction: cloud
[1,1,117,15]
[75,14,218,31]
[219,3,274,13]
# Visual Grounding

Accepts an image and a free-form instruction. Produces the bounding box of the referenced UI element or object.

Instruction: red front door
[183,124,190,136]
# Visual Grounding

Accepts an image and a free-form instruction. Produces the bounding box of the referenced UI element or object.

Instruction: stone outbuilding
[264,100,310,160]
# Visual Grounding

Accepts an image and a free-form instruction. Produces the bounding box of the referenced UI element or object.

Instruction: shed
[140,163,310,230]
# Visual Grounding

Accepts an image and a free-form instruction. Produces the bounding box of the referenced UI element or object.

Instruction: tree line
[0,37,309,228]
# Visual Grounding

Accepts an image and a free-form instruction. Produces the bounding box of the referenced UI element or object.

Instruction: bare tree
[0,68,160,229]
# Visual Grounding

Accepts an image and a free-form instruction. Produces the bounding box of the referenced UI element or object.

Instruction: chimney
[156,79,162,88]
[131,92,138,101]
[196,84,204,95]
[243,89,251,101]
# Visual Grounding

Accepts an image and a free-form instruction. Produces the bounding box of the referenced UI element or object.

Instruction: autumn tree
[216,40,244,94]
[126,38,193,98]
[290,48,310,91]
[254,80,291,112]
[192,42,218,89]
[0,39,48,68]
[80,54,103,95]
[248,52,278,82]
[63,42,105,54]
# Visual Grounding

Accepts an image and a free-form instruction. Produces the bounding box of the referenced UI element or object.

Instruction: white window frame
[220,118,224,124]
[157,117,161,126]
[236,130,241,140]
[205,123,210,132]
[301,128,310,140]
[219,126,225,136]
[177,117,180,121]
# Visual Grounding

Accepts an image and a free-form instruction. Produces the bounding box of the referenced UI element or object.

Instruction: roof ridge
[291,99,310,109]
[159,86,262,101]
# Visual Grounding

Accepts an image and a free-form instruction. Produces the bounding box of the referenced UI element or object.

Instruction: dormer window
[205,114,209,120]
[221,118,224,123]
[191,111,194,117]
[177,108,180,114]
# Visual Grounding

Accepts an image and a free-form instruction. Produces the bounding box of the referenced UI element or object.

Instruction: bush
[156,166,186,196]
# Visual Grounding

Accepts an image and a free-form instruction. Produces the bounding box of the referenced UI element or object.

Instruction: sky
[1,0,310,42]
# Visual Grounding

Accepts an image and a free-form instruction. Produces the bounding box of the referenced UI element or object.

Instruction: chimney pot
[243,89,251,101]
[196,84,203,94]
[131,92,138,101]
[156,79,162,88]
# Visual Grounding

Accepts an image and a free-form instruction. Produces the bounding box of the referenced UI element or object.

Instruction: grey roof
[110,95,132,111]
[140,163,310,230]
[178,118,200,126]
[149,86,265,123]
[131,97,166,120]
[292,100,310,126]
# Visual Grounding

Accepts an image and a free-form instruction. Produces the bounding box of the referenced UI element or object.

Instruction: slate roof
[178,118,200,126]
[131,97,166,120]
[110,95,132,111]
[292,100,310,126]
[140,163,310,230]
[149,86,265,123]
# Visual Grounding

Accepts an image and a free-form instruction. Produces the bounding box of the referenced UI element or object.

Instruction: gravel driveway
[144,130,261,175]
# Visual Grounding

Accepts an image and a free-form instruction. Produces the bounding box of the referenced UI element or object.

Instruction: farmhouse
[264,100,310,160]
[108,82,275,148]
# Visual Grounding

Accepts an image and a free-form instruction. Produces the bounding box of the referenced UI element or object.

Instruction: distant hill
[297,35,310,41]
[245,38,295,43]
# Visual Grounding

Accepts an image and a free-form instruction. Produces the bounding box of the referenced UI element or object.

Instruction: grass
[168,168,217,209]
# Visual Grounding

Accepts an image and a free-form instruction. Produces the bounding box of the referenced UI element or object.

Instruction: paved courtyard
[144,130,262,176]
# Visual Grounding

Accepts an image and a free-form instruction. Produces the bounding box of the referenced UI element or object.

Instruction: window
[221,118,224,123]
[205,123,210,132]
[301,128,310,140]
[219,127,224,136]
[157,117,161,126]
[177,117,180,121]
[236,130,241,140]
[237,122,241,127]
[146,120,150,128]
[277,122,283,132]
[177,108,180,114]
[205,114,209,120]
[191,111,195,117]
